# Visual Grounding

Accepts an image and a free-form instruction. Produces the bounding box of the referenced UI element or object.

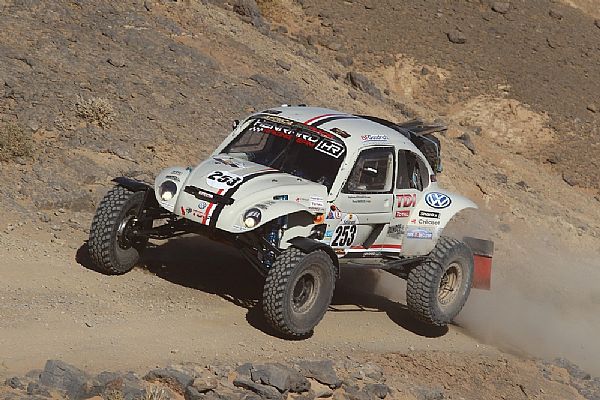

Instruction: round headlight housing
[243,208,262,228]
[159,180,178,201]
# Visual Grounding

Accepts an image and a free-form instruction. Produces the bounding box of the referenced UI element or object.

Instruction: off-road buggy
[88,106,493,338]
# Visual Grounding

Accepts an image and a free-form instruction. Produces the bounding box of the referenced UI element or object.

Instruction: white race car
[88,106,493,338]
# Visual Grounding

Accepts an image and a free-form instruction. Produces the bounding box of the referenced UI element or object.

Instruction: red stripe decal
[202,189,224,225]
[349,244,402,250]
[304,113,344,125]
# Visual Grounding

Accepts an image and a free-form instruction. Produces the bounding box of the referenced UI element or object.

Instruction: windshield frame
[220,115,347,191]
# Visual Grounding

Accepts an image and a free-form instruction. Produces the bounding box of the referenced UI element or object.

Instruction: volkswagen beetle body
[89,106,493,338]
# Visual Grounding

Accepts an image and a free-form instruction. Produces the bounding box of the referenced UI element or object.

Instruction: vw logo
[198,201,208,210]
[425,192,452,209]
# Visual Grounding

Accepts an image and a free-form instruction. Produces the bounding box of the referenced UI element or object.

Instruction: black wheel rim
[116,211,138,250]
[292,272,318,314]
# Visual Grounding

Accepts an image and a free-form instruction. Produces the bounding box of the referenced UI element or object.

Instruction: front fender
[215,200,316,233]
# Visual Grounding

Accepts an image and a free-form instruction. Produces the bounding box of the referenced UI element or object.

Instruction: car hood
[156,155,328,231]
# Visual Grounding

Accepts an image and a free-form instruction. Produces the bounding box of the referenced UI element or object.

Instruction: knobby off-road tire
[263,248,336,338]
[88,185,147,275]
[406,236,473,326]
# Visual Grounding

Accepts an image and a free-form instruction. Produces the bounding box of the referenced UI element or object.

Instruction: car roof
[252,106,420,153]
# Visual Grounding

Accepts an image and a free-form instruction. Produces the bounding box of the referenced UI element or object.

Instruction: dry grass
[144,386,168,400]
[75,96,116,128]
[0,123,33,161]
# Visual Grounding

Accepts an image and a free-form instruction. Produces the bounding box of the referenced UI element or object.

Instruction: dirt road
[0,221,488,379]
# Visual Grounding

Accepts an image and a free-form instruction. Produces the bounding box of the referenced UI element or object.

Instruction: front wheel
[88,185,147,275]
[262,248,336,338]
[406,236,474,326]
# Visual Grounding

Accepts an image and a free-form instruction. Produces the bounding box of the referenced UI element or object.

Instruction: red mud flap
[463,236,494,290]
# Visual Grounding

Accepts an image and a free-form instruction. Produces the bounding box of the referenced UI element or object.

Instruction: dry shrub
[0,123,33,161]
[75,96,116,128]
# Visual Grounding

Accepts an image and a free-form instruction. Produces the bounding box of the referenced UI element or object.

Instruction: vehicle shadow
[76,236,447,339]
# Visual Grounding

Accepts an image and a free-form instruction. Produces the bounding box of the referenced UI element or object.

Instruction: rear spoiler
[463,236,494,290]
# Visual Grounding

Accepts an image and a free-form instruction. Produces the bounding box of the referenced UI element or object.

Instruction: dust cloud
[457,241,600,376]
[368,230,600,376]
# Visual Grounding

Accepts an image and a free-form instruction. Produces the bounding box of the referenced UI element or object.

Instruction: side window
[397,150,430,191]
[344,147,394,193]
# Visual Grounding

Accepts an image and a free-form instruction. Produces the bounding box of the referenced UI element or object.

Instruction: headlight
[159,180,178,201]
[243,208,262,228]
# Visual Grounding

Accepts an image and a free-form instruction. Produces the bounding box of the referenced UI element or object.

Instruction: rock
[107,57,126,68]
[356,363,384,382]
[232,0,263,26]
[494,173,508,184]
[5,377,25,390]
[342,384,370,400]
[276,60,292,71]
[143,0,155,11]
[144,367,194,393]
[363,384,389,399]
[447,30,466,44]
[251,364,310,393]
[414,386,444,400]
[233,376,282,400]
[491,2,510,14]
[27,382,51,397]
[309,379,333,398]
[548,9,563,20]
[595,19,600,29]
[185,386,205,400]
[295,361,341,389]
[39,359,89,398]
[562,173,581,187]
[39,213,51,223]
[587,104,598,113]
[335,55,353,67]
[344,72,382,99]
[515,180,529,189]
[236,363,254,378]
[191,375,219,392]
[97,371,146,400]
[457,133,476,154]
[420,66,430,75]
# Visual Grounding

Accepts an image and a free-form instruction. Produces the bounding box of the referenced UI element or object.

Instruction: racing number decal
[206,171,242,190]
[331,225,357,247]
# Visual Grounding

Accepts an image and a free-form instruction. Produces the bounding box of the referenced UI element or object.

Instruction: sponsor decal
[261,114,293,125]
[387,224,405,237]
[395,210,410,218]
[255,201,276,210]
[214,156,245,168]
[419,210,440,219]
[406,227,434,239]
[309,196,325,211]
[165,175,180,182]
[250,119,345,159]
[396,194,417,208]
[324,230,334,239]
[180,206,186,215]
[232,224,250,232]
[341,213,359,225]
[198,201,208,210]
[170,170,183,175]
[327,209,342,219]
[206,170,243,190]
[330,127,350,138]
[361,134,388,142]
[425,192,452,209]
[418,218,440,226]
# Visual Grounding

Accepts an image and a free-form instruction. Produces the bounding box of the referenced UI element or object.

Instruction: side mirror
[232,120,240,129]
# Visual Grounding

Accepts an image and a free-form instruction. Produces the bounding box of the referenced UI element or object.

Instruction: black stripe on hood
[209,170,281,228]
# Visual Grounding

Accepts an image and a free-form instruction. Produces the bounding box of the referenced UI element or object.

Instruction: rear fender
[403,190,477,256]
[463,236,494,290]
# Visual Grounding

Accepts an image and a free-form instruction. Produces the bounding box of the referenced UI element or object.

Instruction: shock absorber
[264,217,286,268]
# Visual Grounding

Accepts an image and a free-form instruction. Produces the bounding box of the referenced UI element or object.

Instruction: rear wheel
[262,248,336,338]
[88,185,147,275]
[406,237,473,326]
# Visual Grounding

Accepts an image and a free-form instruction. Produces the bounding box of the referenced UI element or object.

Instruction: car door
[328,146,395,257]
[385,149,432,251]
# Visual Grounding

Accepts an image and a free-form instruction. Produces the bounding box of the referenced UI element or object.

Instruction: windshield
[222,116,346,190]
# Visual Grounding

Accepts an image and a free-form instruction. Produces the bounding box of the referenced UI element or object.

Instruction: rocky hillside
[1,0,600,397]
